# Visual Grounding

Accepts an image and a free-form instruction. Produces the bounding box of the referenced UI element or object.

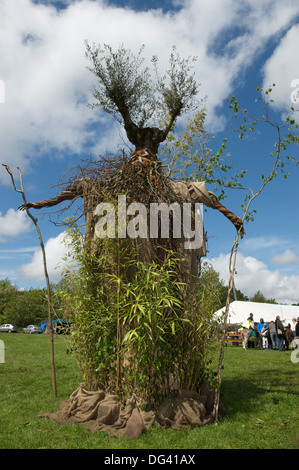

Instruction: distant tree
[0,278,19,324]
[3,288,50,327]
[197,263,225,312]
[2,283,63,328]
[234,288,249,302]
[250,290,277,304]
[200,263,248,308]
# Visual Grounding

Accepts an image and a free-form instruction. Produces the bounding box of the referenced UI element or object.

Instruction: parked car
[0,324,18,333]
[22,325,43,334]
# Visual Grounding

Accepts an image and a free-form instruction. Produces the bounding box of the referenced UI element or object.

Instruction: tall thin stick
[2,164,57,398]
[213,232,240,420]
[212,123,285,420]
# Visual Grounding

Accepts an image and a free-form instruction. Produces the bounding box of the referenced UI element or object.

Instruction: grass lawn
[0,333,298,449]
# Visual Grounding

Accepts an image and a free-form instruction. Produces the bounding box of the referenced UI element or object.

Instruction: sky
[0,0,299,305]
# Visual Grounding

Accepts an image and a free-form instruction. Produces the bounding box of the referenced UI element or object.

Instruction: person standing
[283,324,293,350]
[275,315,284,351]
[260,323,269,349]
[268,321,278,350]
[291,318,297,339]
[294,318,299,349]
[241,314,255,348]
[257,318,265,335]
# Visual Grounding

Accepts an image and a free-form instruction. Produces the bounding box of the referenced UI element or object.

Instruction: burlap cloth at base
[40,383,225,439]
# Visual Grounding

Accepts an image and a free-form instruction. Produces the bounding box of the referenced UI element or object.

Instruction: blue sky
[0,0,298,304]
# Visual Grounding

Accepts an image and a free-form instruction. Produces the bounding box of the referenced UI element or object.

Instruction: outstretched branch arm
[18,182,82,211]
[208,194,244,237]
[187,181,244,236]
[170,180,244,237]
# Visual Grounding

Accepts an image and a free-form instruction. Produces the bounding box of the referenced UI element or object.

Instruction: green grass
[0,333,298,449]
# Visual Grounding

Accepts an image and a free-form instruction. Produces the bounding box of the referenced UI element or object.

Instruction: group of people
[242,314,299,351]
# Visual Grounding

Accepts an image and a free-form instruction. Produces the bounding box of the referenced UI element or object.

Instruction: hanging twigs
[212,102,299,420]
[2,164,57,398]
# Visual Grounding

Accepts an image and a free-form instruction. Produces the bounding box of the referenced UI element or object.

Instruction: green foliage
[3,289,49,327]
[119,253,188,405]
[58,222,223,406]
[0,278,19,323]
[250,290,277,305]
[227,85,299,208]
[86,43,152,126]
[198,262,248,308]
[161,85,298,220]
[161,109,213,178]
[160,109,247,201]
[85,43,198,129]
[58,224,117,391]
[153,47,198,118]
[0,280,64,328]
[177,263,223,391]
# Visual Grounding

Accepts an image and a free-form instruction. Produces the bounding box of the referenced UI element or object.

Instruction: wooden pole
[2,165,57,398]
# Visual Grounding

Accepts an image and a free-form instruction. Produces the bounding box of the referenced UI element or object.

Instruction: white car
[22,325,43,334]
[0,324,18,333]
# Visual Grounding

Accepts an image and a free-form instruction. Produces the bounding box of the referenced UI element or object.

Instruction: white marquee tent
[214,301,299,326]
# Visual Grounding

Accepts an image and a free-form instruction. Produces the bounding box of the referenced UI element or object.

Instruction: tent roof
[214,301,299,326]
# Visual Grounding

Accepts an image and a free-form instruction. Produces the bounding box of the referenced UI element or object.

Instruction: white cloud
[242,236,285,251]
[207,251,299,305]
[0,0,298,180]
[18,231,67,282]
[262,24,299,112]
[271,249,299,266]
[0,208,32,241]
[0,246,39,253]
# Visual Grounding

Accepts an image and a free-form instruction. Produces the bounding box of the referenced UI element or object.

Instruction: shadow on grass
[220,366,299,417]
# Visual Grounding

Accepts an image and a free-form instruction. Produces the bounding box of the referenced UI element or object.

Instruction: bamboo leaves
[60,223,220,405]
[59,203,224,406]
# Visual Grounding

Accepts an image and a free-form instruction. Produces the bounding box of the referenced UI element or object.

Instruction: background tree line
[1,270,292,329]
[0,278,64,328]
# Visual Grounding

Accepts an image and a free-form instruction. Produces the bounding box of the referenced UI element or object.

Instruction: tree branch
[2,164,57,398]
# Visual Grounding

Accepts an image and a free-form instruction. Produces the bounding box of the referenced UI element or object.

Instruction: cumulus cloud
[0,0,298,180]
[262,24,299,112]
[0,208,32,241]
[242,236,286,251]
[18,231,67,282]
[271,249,299,266]
[1,0,299,294]
[207,251,299,305]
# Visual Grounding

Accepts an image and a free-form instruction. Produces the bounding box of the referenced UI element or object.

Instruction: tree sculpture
[21,45,244,438]
[20,44,242,264]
